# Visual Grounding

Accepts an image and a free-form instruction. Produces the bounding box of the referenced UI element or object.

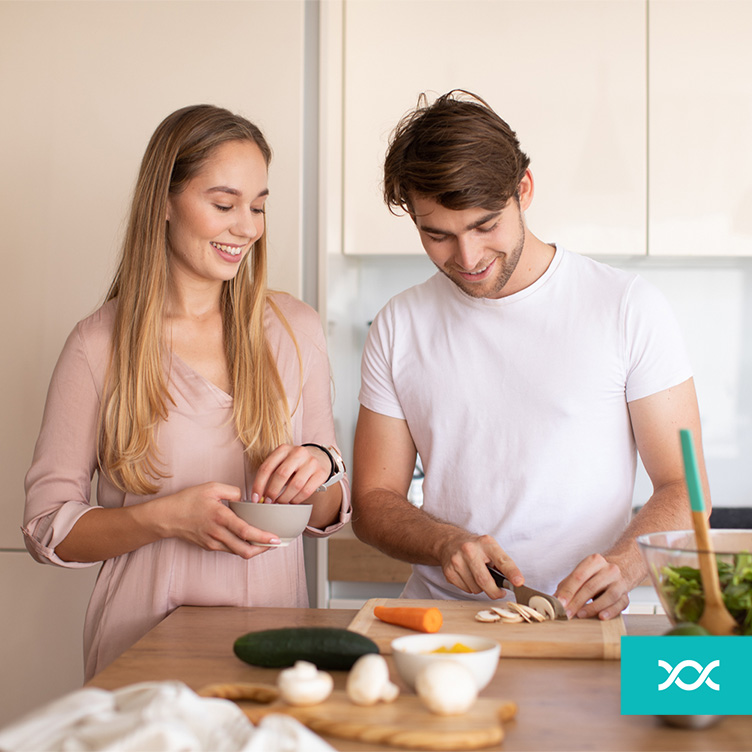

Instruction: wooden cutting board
[200,683,516,751]
[348,598,625,660]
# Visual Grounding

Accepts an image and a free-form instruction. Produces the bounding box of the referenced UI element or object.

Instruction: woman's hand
[155,481,280,557]
[250,444,330,505]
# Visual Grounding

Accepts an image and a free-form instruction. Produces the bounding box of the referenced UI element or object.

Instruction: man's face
[411,192,528,300]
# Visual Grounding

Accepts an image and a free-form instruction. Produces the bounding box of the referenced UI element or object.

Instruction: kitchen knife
[486,565,568,620]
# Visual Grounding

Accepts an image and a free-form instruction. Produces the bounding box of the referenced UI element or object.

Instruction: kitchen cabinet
[648,0,752,256]
[334,0,647,256]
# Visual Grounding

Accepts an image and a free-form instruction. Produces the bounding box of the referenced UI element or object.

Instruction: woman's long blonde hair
[100,105,293,495]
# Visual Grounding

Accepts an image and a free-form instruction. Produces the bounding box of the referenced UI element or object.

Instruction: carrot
[373,606,443,633]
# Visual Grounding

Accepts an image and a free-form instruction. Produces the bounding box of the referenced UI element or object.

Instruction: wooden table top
[88,607,751,751]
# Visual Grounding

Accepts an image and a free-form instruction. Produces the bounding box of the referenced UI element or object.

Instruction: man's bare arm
[351,406,522,596]
[556,378,709,619]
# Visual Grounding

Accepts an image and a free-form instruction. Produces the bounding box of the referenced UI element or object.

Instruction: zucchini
[233,627,379,670]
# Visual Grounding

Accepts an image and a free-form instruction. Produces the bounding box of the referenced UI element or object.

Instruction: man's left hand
[554,553,630,620]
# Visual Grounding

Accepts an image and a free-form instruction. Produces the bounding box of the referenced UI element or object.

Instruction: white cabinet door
[340,0,646,256]
[649,0,752,256]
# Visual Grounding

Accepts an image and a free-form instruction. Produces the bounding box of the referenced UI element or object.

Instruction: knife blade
[486,565,568,620]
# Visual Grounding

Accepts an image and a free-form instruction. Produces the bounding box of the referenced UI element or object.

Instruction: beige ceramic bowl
[228,501,312,546]
[391,633,500,691]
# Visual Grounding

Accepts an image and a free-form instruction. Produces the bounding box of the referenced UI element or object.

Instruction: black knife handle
[486,564,512,590]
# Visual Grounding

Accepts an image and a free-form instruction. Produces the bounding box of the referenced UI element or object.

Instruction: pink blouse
[23,294,351,680]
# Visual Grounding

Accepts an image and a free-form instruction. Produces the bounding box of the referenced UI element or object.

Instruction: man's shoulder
[559,248,640,293]
[378,273,446,315]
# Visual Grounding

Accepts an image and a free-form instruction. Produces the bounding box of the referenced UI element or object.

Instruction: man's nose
[455,234,484,270]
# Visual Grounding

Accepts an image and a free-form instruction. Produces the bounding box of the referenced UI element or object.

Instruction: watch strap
[302,443,346,490]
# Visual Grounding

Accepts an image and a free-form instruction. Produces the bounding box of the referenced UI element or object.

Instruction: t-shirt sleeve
[358,303,406,420]
[623,276,693,403]
[22,323,103,568]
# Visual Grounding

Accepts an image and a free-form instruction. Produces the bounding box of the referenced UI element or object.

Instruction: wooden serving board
[200,684,515,751]
[348,598,625,660]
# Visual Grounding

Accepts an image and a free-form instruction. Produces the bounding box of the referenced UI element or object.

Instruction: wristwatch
[302,443,346,490]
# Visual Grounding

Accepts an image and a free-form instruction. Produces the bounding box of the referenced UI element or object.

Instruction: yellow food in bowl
[430,643,475,654]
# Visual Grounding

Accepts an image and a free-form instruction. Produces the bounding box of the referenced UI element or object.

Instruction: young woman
[23,105,350,680]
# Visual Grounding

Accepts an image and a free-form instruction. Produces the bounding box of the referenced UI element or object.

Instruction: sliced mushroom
[504,602,533,622]
[490,606,525,623]
[514,602,546,623]
[474,609,502,623]
[528,596,556,621]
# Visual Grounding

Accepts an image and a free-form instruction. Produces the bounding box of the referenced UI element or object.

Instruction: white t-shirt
[359,246,692,599]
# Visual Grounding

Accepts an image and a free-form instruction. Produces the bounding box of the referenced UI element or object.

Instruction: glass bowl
[637,529,752,635]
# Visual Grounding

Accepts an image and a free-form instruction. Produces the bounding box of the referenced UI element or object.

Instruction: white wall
[0,0,308,729]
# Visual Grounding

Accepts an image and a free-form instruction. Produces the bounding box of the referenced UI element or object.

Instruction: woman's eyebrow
[206,186,270,199]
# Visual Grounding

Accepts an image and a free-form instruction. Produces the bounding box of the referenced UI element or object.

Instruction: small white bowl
[391,633,500,691]
[228,501,312,546]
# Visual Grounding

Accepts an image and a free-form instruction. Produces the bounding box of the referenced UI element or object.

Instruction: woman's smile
[210,241,246,259]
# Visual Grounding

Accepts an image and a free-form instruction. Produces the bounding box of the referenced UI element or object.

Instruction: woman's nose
[232,208,263,241]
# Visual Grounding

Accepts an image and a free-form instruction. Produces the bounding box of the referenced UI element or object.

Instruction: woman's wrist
[301,443,346,489]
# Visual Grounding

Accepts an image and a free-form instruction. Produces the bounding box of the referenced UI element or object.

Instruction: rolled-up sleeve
[23,323,104,568]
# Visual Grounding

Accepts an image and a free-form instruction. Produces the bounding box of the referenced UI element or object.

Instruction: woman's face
[166,139,268,288]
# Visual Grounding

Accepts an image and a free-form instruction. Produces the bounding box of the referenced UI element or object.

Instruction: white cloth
[359,246,692,598]
[0,681,335,752]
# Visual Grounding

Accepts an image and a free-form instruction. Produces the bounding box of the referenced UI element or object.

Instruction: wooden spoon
[679,429,737,635]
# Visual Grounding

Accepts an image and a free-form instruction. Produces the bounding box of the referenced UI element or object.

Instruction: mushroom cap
[278,661,334,706]
[415,660,478,716]
[346,653,391,706]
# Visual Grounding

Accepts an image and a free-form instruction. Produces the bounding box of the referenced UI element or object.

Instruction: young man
[352,90,710,620]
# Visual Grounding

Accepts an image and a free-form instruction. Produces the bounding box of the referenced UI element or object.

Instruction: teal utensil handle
[680,428,705,513]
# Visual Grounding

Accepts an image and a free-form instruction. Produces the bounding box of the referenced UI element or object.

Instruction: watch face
[326,446,345,472]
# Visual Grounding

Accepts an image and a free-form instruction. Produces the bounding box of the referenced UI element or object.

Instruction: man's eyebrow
[418,211,501,236]
[206,186,270,199]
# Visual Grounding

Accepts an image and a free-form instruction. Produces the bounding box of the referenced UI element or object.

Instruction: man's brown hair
[383,90,530,216]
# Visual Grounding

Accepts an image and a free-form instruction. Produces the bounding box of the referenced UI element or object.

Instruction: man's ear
[517,169,534,211]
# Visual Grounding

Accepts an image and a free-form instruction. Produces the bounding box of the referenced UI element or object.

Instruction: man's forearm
[605,479,695,589]
[351,488,471,566]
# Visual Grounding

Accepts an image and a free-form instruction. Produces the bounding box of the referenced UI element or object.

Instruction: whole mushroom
[415,660,478,716]
[346,653,400,706]
[277,661,334,706]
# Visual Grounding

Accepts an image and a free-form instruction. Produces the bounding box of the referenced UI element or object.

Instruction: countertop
[87,607,751,751]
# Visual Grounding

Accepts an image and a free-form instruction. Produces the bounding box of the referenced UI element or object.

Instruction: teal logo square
[621,636,752,715]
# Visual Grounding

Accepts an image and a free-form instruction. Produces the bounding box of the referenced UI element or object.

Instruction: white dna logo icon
[658,659,720,691]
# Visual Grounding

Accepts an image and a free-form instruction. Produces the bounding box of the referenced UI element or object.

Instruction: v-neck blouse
[23,294,350,680]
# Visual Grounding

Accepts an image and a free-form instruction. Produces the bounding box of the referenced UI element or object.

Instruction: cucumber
[233,626,379,670]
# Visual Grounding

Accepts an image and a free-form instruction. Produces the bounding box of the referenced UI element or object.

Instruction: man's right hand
[437,531,525,599]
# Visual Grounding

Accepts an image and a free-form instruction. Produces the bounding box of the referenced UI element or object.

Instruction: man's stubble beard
[436,215,526,300]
